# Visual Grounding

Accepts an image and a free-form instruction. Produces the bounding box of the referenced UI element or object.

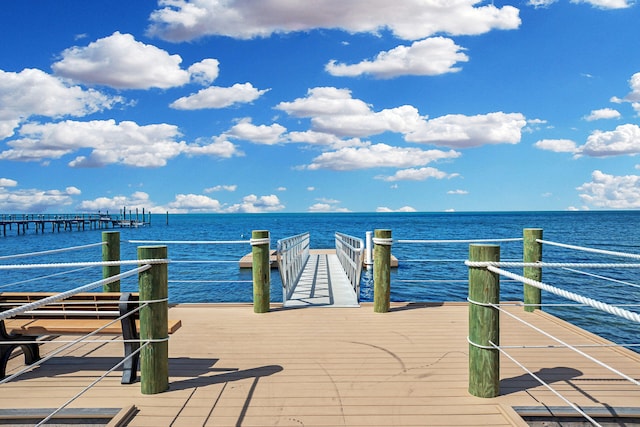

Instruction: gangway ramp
[285,249,359,308]
[278,232,363,308]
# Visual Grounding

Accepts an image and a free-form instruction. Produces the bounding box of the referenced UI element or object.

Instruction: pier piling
[373,229,392,313]
[102,231,121,292]
[468,244,500,398]
[523,228,543,312]
[251,230,271,313]
[138,245,169,394]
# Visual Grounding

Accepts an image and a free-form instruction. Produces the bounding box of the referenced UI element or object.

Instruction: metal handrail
[276,232,310,302]
[335,232,364,302]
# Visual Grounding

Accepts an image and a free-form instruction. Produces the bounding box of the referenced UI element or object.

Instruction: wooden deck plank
[1,303,639,426]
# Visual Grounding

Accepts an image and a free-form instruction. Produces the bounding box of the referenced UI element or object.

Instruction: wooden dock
[2,303,639,426]
[0,212,151,236]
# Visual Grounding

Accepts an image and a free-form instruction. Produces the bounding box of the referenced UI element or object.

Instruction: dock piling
[373,229,392,313]
[468,244,500,398]
[138,245,169,394]
[102,231,121,292]
[251,230,270,313]
[523,228,543,312]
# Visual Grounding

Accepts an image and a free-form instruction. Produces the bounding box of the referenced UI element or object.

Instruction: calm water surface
[1,211,639,349]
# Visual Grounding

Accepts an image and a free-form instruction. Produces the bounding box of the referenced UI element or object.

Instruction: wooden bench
[0,292,181,384]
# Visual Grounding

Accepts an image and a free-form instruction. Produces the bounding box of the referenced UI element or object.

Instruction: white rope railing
[0,258,168,271]
[483,265,640,324]
[561,267,640,289]
[492,303,640,387]
[539,239,640,260]
[0,241,106,261]
[129,239,249,245]
[396,237,523,244]
[466,260,640,268]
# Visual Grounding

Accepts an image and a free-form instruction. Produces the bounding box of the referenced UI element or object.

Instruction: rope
[0,241,106,261]
[0,266,93,289]
[169,280,252,283]
[250,237,270,246]
[465,260,640,268]
[129,239,249,245]
[562,267,640,289]
[0,265,150,321]
[486,266,640,324]
[372,237,393,246]
[396,238,522,244]
[170,260,238,264]
[493,304,640,387]
[490,340,602,427]
[539,239,640,260]
[34,341,150,427]
[0,258,169,270]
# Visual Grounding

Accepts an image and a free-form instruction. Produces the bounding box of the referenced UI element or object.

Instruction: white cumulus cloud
[304,143,460,171]
[0,178,18,188]
[377,167,457,182]
[534,139,578,153]
[188,58,220,85]
[578,124,640,157]
[584,108,621,121]
[406,112,527,148]
[52,32,191,89]
[225,118,286,145]
[1,185,83,212]
[0,119,243,167]
[170,83,270,109]
[226,194,285,213]
[376,206,417,212]
[326,37,469,79]
[577,170,640,208]
[148,0,521,41]
[0,68,122,139]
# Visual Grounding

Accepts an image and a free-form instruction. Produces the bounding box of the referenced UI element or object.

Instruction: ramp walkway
[277,232,363,308]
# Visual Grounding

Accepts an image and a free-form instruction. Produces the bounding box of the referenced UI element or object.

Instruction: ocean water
[1,211,639,350]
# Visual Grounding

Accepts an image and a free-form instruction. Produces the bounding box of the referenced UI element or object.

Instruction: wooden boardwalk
[284,250,359,308]
[2,303,640,426]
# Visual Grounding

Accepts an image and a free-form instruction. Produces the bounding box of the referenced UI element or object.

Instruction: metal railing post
[523,228,543,312]
[138,245,169,394]
[102,231,120,292]
[252,230,270,313]
[468,244,500,398]
[373,229,392,313]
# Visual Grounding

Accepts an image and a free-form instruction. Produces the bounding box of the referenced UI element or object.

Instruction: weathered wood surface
[1,303,639,426]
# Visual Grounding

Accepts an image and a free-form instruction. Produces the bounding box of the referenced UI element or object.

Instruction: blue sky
[1,0,639,214]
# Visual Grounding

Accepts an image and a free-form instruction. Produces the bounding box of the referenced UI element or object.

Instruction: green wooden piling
[468,244,500,398]
[252,230,270,313]
[373,229,392,313]
[102,231,120,292]
[523,228,543,312]
[138,246,169,394]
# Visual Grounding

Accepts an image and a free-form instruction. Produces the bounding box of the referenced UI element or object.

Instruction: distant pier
[0,210,151,236]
